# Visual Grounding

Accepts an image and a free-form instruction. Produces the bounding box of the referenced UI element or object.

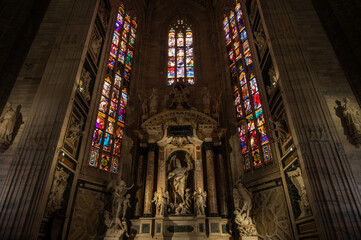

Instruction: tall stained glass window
[167,19,195,86]
[224,1,272,171]
[89,4,136,173]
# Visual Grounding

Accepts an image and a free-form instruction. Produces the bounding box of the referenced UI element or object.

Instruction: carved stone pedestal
[208,217,231,240]
[130,218,152,240]
[241,236,258,240]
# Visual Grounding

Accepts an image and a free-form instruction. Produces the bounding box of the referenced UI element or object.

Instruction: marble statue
[169,83,191,109]
[269,115,289,143]
[234,208,257,237]
[0,102,16,144]
[194,188,207,216]
[338,97,361,144]
[138,94,149,121]
[149,88,159,115]
[79,68,91,101]
[45,166,70,217]
[104,210,127,239]
[213,91,222,121]
[267,65,278,95]
[91,34,102,56]
[153,188,169,216]
[66,119,83,145]
[202,87,211,114]
[106,179,134,220]
[254,30,266,50]
[287,167,311,219]
[233,179,252,218]
[167,154,193,204]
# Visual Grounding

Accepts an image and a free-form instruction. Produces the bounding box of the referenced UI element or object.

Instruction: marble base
[241,236,258,240]
[104,237,122,240]
[207,217,231,240]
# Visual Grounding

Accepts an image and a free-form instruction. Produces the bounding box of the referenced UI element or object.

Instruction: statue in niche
[0,102,16,144]
[78,68,91,101]
[167,152,193,214]
[153,188,169,216]
[202,87,211,114]
[213,91,222,121]
[138,94,149,121]
[149,88,159,115]
[66,118,83,145]
[266,65,278,95]
[45,166,69,217]
[336,97,361,144]
[287,166,311,219]
[269,115,290,143]
[91,32,103,57]
[254,30,266,50]
[194,188,207,216]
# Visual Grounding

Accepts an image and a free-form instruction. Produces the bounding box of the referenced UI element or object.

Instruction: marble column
[204,142,218,215]
[143,143,157,215]
[134,147,147,217]
[215,146,228,217]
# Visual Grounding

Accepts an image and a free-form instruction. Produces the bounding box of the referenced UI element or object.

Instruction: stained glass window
[167,19,194,85]
[89,4,136,174]
[224,1,272,171]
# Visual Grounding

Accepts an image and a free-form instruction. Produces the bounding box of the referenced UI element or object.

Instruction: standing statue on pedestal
[167,153,193,214]
[138,94,149,121]
[153,188,169,216]
[194,188,207,216]
[104,179,133,239]
[233,179,258,237]
[269,115,290,144]
[287,167,311,219]
[149,88,159,116]
[201,87,211,115]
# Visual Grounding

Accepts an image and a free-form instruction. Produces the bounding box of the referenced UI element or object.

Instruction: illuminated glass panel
[223,1,272,171]
[168,20,194,85]
[89,4,137,173]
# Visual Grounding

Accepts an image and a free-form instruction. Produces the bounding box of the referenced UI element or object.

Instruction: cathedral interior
[0,0,360,239]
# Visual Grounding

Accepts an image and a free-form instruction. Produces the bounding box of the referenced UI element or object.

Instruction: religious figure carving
[0,102,16,144]
[104,210,128,238]
[202,87,211,114]
[234,208,257,237]
[149,88,159,115]
[213,91,222,121]
[78,68,91,101]
[153,188,169,216]
[169,83,191,109]
[266,65,278,95]
[287,167,311,219]
[171,136,189,147]
[106,179,134,220]
[336,97,361,144]
[269,115,290,143]
[254,30,266,50]
[66,119,83,145]
[233,179,252,218]
[138,94,149,121]
[45,166,69,217]
[91,33,102,57]
[194,188,207,215]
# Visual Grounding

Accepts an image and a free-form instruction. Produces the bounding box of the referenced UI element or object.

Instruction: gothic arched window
[223,1,272,171]
[88,4,137,173]
[167,19,195,86]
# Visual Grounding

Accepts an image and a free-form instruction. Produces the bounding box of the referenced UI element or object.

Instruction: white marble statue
[234,208,257,237]
[91,34,103,56]
[149,88,159,115]
[106,179,134,220]
[167,154,193,205]
[153,188,169,216]
[194,188,207,216]
[287,167,311,219]
[138,94,149,121]
[104,211,127,239]
[0,102,16,144]
[79,68,91,101]
[338,97,361,143]
[46,166,70,217]
[233,179,252,218]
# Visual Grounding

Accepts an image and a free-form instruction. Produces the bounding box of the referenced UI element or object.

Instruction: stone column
[204,142,218,215]
[214,146,228,217]
[260,0,361,238]
[143,143,157,215]
[134,147,147,217]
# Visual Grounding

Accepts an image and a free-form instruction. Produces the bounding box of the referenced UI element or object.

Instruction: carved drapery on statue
[167,151,194,215]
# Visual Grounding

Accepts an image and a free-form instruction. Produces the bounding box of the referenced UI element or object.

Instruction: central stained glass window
[167,19,195,86]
